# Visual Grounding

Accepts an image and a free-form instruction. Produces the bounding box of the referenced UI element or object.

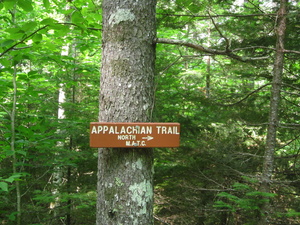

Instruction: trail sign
[90,122,180,148]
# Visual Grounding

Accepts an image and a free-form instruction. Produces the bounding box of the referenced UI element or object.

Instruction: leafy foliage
[1,0,300,224]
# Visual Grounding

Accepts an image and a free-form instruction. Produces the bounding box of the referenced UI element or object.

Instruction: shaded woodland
[0,0,300,224]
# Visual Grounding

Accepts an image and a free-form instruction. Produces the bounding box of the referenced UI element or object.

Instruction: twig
[0,25,48,58]
[218,83,271,106]
[0,104,12,119]
[208,11,231,51]
[0,23,101,58]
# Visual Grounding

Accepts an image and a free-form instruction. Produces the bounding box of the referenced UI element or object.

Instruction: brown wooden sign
[90,122,180,148]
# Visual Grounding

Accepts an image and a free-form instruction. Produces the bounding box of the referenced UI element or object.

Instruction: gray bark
[97,0,156,225]
[258,0,287,224]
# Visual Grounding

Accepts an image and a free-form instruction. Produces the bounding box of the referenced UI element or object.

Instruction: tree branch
[276,134,300,151]
[0,104,12,119]
[0,25,48,58]
[208,11,231,51]
[219,83,271,106]
[0,23,101,58]
[282,83,300,91]
[279,123,300,129]
[157,13,277,19]
[283,49,300,54]
[155,38,270,62]
[232,46,276,52]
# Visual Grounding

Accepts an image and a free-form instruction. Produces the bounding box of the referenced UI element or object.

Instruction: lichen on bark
[109,8,135,26]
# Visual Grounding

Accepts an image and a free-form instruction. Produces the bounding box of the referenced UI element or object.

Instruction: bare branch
[208,11,231,51]
[232,46,276,52]
[218,83,271,106]
[155,38,270,62]
[157,13,277,19]
[154,216,170,225]
[235,152,264,158]
[279,123,300,129]
[282,83,300,91]
[276,134,300,151]
[284,49,300,54]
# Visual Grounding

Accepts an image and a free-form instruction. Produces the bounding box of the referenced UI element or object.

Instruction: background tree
[258,0,288,224]
[1,0,100,224]
[0,0,299,224]
[154,0,300,224]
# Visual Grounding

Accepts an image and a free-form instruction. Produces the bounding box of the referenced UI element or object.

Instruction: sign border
[90,122,180,148]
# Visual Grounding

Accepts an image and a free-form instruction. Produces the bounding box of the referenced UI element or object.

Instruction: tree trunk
[11,6,21,225]
[50,83,66,220]
[97,1,156,225]
[12,65,21,225]
[258,0,287,224]
[205,28,211,98]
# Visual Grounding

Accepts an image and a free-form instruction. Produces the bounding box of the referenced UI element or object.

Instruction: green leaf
[41,18,57,26]
[6,27,25,40]
[17,150,27,156]
[18,0,33,12]
[8,212,18,221]
[0,39,14,47]
[3,0,17,10]
[43,0,50,9]
[21,21,37,32]
[0,182,8,192]
[53,24,70,37]
[71,11,86,29]
[4,176,15,183]
[33,33,43,43]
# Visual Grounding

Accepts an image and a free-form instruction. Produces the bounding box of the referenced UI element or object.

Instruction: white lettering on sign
[156,126,180,134]
[117,135,136,140]
[126,140,146,147]
[91,125,153,135]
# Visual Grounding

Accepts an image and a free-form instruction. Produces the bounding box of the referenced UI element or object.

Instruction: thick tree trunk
[97,1,156,225]
[258,0,287,224]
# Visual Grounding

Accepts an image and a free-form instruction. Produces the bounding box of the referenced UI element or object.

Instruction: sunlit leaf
[18,0,33,12]
[0,39,14,47]
[3,0,17,10]
[21,21,38,32]
[0,182,8,192]
[41,18,57,25]
[33,33,43,43]
[43,0,50,9]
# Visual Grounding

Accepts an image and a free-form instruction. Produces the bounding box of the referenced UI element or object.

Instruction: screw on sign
[90,122,180,148]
